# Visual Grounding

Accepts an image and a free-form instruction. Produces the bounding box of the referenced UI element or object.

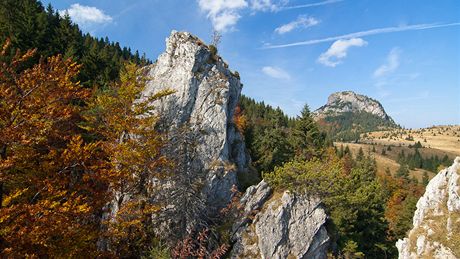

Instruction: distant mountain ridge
[314,91,398,141]
[314,91,393,122]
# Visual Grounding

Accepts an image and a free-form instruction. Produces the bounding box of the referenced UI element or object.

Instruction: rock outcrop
[104,31,251,240]
[396,157,460,259]
[231,181,330,259]
[141,30,251,206]
[314,91,393,122]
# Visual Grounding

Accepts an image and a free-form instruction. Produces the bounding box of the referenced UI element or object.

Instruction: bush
[209,44,218,56]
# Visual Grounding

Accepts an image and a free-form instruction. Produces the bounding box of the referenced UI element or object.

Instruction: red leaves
[172,229,230,259]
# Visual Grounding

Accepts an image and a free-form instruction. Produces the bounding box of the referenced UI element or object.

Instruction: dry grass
[335,125,460,181]
[334,142,436,181]
[362,125,460,155]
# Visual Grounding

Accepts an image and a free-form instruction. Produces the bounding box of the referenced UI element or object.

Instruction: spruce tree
[291,104,324,161]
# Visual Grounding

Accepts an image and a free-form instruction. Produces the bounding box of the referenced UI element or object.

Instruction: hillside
[335,125,459,184]
[0,0,149,88]
[314,91,398,141]
[362,125,460,155]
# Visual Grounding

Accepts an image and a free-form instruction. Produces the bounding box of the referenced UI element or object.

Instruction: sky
[41,0,460,128]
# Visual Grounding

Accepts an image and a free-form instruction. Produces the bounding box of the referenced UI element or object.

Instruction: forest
[0,0,450,258]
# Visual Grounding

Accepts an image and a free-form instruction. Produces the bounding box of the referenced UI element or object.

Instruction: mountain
[314,91,393,121]
[397,157,460,258]
[313,91,398,141]
[101,31,252,245]
[100,31,331,258]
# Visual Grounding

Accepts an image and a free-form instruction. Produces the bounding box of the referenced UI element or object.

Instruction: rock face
[314,91,393,122]
[104,31,251,241]
[231,181,330,259]
[396,157,460,259]
[142,30,249,172]
[141,31,250,207]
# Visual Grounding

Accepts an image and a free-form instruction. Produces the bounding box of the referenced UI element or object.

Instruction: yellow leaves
[62,135,100,164]
[2,188,29,207]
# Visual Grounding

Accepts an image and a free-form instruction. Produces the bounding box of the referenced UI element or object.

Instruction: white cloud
[275,16,319,34]
[250,0,288,12]
[264,22,460,49]
[317,38,367,67]
[61,4,112,26]
[373,48,401,77]
[196,0,294,32]
[197,0,248,32]
[262,66,291,79]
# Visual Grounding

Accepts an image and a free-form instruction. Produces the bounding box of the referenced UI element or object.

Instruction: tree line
[0,0,150,88]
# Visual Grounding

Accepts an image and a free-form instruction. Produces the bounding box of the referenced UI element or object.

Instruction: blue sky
[41,0,460,128]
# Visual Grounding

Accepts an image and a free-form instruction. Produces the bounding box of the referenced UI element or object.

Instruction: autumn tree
[0,40,171,257]
[0,39,108,257]
[82,62,173,256]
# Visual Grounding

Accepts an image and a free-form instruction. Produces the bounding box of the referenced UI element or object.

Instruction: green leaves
[264,150,394,257]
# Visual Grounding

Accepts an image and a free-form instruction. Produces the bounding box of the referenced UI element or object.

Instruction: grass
[362,125,460,155]
[334,142,436,181]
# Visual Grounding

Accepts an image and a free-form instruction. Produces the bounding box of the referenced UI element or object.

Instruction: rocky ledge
[231,181,330,259]
[396,157,460,259]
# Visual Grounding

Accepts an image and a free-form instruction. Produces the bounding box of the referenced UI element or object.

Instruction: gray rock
[103,30,251,242]
[396,157,460,259]
[231,181,330,259]
[313,91,393,122]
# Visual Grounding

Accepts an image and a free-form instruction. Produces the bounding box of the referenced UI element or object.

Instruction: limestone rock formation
[396,157,460,259]
[141,30,250,206]
[231,181,330,259]
[314,91,393,122]
[104,31,251,241]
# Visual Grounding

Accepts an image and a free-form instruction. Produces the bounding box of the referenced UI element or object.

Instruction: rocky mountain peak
[314,91,392,121]
[397,157,460,258]
[103,30,251,241]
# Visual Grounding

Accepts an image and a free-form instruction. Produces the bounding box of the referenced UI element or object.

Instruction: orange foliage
[0,39,108,257]
[380,175,424,240]
[233,105,247,133]
[0,41,171,257]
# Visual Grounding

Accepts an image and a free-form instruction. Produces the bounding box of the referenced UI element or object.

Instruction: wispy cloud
[317,38,367,67]
[374,48,401,77]
[61,4,112,26]
[197,0,248,32]
[263,22,460,49]
[262,66,291,79]
[275,15,319,34]
[280,0,343,10]
[198,0,336,32]
[250,0,288,12]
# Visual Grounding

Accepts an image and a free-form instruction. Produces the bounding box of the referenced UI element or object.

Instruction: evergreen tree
[357,147,364,161]
[422,172,429,186]
[291,104,325,160]
[396,163,410,179]
[0,0,151,88]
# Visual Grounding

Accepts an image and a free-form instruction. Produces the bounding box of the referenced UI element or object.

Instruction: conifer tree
[291,104,325,161]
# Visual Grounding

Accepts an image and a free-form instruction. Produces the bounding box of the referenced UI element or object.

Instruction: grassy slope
[362,125,460,155]
[334,125,460,182]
